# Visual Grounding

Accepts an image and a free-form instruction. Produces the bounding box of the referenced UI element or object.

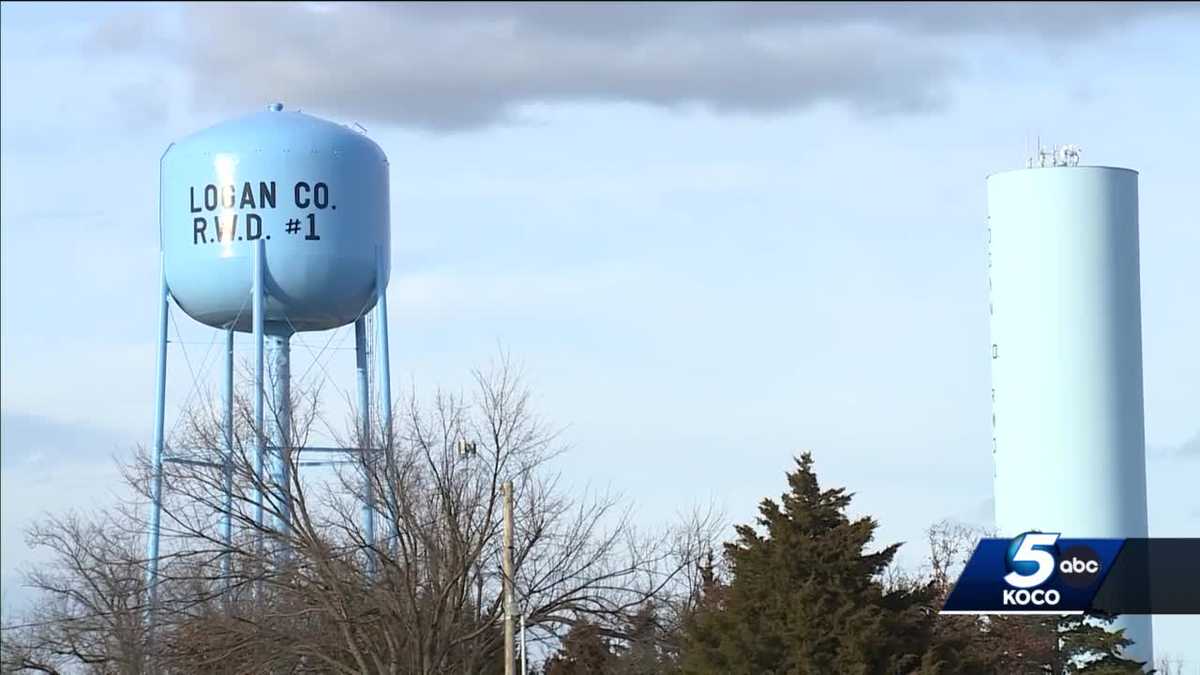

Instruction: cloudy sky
[2,1,1198,662]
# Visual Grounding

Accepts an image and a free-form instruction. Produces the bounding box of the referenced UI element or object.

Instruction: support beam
[355,317,375,575]
[145,259,170,625]
[376,248,397,546]
[221,326,234,589]
[169,446,383,456]
[267,330,292,557]
[252,239,266,574]
[164,457,223,468]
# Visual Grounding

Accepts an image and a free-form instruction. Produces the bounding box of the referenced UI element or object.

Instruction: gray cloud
[0,411,132,614]
[91,2,1192,131]
[0,411,131,471]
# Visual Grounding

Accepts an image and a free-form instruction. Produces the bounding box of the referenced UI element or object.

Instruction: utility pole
[503,480,515,675]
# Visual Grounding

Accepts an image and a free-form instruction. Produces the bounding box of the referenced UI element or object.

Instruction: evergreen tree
[1058,615,1144,673]
[680,453,938,675]
[541,604,684,675]
[1003,614,1144,674]
[542,620,618,675]
[922,613,1145,674]
[619,601,681,675]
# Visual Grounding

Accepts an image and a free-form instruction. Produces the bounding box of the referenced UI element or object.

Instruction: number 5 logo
[1004,532,1059,589]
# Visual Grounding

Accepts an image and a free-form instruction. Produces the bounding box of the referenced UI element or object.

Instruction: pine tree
[680,453,938,675]
[1051,614,1145,674]
[542,620,618,675]
[618,601,681,675]
[923,614,1145,674]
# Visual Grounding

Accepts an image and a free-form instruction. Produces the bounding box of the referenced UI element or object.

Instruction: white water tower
[987,148,1152,663]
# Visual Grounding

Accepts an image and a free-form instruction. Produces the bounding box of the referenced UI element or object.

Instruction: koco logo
[1000,532,1103,607]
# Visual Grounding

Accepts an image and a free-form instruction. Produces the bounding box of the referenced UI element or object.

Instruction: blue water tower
[145,104,394,614]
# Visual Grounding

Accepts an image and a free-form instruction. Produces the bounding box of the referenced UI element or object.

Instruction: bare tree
[924,519,992,599]
[0,511,147,674]
[2,354,719,674]
[1153,654,1189,675]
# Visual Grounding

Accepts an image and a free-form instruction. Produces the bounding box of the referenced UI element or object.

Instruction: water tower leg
[267,331,292,557]
[355,316,375,575]
[145,263,169,624]
[252,240,266,567]
[375,250,397,548]
[220,326,234,590]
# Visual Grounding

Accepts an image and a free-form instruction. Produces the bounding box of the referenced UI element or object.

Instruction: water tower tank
[161,103,390,332]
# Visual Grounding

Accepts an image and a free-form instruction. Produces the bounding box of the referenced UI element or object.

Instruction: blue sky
[2,2,1198,664]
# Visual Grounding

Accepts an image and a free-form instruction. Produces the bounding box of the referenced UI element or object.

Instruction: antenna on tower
[1057,144,1081,167]
[1029,138,1082,168]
